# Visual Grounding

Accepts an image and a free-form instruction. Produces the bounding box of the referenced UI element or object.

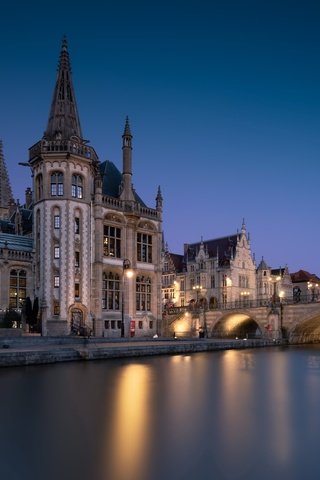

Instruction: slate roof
[170,253,184,273]
[257,257,269,271]
[185,234,238,266]
[291,270,320,283]
[0,219,15,234]
[99,160,147,207]
[0,233,33,251]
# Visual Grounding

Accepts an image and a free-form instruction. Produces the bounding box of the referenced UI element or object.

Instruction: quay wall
[0,337,283,367]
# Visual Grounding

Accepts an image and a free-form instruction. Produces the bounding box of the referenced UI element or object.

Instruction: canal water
[1,346,320,480]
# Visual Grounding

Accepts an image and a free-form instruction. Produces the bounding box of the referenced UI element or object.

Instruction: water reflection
[2,347,320,480]
[104,364,152,480]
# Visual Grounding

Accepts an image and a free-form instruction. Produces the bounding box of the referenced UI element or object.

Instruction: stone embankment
[0,336,284,367]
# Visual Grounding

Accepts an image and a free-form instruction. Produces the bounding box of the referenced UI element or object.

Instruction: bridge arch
[289,311,320,343]
[210,311,263,339]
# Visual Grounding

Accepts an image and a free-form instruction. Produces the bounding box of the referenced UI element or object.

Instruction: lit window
[9,269,26,309]
[54,276,60,287]
[103,226,121,257]
[51,172,64,196]
[136,276,151,311]
[102,272,120,310]
[137,233,152,263]
[54,246,60,259]
[71,175,83,199]
[54,215,60,229]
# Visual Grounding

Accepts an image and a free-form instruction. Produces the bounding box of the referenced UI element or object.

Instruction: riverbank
[0,336,285,367]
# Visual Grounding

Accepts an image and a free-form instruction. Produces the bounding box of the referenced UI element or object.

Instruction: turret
[120,116,135,201]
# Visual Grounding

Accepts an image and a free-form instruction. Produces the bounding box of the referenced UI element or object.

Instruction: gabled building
[291,270,320,302]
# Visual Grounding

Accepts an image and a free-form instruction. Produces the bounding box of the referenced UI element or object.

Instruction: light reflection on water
[1,346,320,480]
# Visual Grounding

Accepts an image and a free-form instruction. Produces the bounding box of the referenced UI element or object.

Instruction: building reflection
[103,363,152,480]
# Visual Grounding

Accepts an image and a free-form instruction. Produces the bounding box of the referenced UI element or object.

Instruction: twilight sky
[1,0,319,274]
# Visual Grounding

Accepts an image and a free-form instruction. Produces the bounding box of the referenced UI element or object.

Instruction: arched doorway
[70,308,84,335]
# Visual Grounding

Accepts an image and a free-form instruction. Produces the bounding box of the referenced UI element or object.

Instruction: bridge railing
[163,295,320,315]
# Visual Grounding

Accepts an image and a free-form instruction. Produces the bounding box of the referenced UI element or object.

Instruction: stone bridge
[163,301,320,344]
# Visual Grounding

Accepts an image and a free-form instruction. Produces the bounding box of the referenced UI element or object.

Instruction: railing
[102,195,161,219]
[0,248,32,260]
[164,295,320,315]
[29,139,98,162]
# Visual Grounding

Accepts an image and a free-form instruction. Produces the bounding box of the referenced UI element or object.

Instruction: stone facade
[0,38,163,338]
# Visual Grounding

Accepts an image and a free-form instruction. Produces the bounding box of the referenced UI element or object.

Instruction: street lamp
[192,284,203,305]
[121,259,133,337]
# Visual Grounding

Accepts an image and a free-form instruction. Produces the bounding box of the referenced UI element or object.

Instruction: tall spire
[120,116,135,201]
[0,141,14,219]
[44,36,83,141]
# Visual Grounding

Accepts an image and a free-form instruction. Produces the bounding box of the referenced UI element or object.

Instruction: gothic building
[162,222,294,310]
[0,38,163,337]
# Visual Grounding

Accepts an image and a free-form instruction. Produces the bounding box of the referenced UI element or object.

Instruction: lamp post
[192,284,203,306]
[121,259,133,338]
[308,281,318,302]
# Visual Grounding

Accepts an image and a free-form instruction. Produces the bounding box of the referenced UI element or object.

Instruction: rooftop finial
[123,116,132,137]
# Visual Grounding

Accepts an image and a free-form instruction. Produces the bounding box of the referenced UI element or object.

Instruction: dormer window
[71,175,83,199]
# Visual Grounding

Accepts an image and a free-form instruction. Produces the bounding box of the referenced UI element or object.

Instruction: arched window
[136,276,151,311]
[102,272,120,310]
[9,270,27,309]
[36,174,43,200]
[51,172,64,196]
[71,175,83,199]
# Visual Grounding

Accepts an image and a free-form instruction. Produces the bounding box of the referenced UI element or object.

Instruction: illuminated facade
[162,221,294,309]
[0,38,163,337]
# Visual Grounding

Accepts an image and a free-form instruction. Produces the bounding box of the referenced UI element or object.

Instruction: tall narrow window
[75,251,80,268]
[102,272,120,310]
[54,276,60,287]
[136,276,151,311]
[71,175,83,199]
[75,217,80,234]
[9,270,27,309]
[54,246,60,259]
[75,283,80,298]
[36,174,43,200]
[51,172,64,196]
[137,233,152,263]
[103,226,121,257]
[54,215,60,229]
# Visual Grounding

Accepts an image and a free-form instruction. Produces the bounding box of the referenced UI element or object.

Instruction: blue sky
[1,0,320,273]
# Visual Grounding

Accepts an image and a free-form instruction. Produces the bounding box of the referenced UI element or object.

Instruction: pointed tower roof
[123,116,132,137]
[44,36,83,141]
[0,141,14,216]
[257,256,269,271]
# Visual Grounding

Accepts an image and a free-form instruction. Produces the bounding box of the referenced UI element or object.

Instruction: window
[137,233,152,263]
[51,172,63,196]
[149,321,153,329]
[75,251,80,268]
[136,276,151,311]
[105,320,110,329]
[103,226,121,258]
[117,321,122,329]
[222,275,227,287]
[36,174,43,200]
[54,215,60,229]
[9,270,27,309]
[102,272,120,310]
[71,175,83,199]
[180,279,185,291]
[211,275,215,288]
[54,276,60,287]
[53,303,60,315]
[75,282,80,298]
[75,217,80,235]
[111,320,116,329]
[54,246,60,259]
[138,321,143,329]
